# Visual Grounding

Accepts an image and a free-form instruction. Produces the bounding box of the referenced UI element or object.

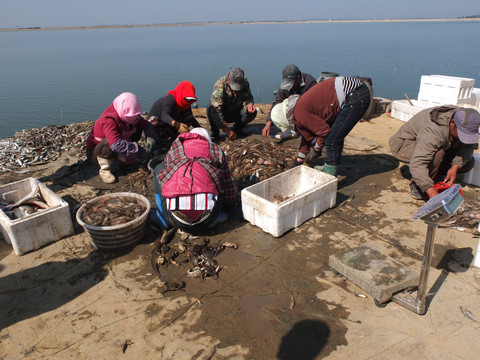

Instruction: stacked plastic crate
[391,75,478,122]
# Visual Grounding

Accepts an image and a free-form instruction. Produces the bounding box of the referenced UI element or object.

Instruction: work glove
[145,137,156,154]
[305,146,323,162]
[136,146,148,161]
[289,159,304,169]
[173,121,189,134]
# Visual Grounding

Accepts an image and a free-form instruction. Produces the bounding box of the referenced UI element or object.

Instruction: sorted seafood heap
[220,138,297,189]
[80,195,147,226]
[151,231,238,288]
[0,121,93,172]
[439,199,480,235]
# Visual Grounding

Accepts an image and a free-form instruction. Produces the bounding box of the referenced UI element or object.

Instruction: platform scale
[329,184,464,315]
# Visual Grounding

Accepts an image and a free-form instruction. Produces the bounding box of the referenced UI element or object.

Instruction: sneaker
[409,182,424,200]
[275,129,297,141]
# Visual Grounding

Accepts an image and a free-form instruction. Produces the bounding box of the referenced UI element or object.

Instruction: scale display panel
[413,184,464,223]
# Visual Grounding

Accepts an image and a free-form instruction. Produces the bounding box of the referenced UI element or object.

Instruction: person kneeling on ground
[147,81,200,148]
[86,92,160,183]
[269,94,300,141]
[151,128,238,232]
[289,76,372,176]
[262,64,317,140]
[389,106,480,200]
[206,67,257,141]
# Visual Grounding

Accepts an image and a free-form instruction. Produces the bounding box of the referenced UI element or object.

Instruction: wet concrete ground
[1,111,480,359]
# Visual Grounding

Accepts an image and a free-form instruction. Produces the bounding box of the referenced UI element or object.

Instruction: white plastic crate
[418,75,475,105]
[0,178,74,255]
[241,165,337,237]
[462,154,480,187]
[390,99,432,122]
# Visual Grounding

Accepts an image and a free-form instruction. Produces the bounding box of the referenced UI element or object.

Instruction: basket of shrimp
[76,192,151,250]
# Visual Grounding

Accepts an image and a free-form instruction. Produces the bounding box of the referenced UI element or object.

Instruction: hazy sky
[1,0,479,28]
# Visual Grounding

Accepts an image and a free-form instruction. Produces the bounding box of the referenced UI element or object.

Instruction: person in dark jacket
[389,106,480,200]
[262,64,317,140]
[289,76,372,176]
[147,81,200,147]
[151,128,238,232]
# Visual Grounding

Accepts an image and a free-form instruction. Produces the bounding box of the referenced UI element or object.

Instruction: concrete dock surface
[1,108,480,359]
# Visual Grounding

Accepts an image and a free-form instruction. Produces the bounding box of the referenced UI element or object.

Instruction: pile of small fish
[0,121,93,172]
[151,231,237,286]
[220,138,297,189]
[80,195,147,226]
[439,199,480,235]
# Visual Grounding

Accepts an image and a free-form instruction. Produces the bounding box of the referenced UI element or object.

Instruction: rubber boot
[97,156,116,184]
[322,164,338,176]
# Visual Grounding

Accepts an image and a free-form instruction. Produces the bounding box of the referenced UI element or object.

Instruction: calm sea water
[1,21,479,139]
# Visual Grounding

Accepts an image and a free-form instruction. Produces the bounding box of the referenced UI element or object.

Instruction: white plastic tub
[76,192,151,250]
[418,75,475,105]
[241,165,337,237]
[462,154,480,187]
[390,99,432,122]
[0,178,74,255]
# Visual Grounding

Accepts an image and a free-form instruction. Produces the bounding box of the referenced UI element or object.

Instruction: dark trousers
[86,127,143,165]
[206,104,257,136]
[324,83,371,165]
[428,148,475,181]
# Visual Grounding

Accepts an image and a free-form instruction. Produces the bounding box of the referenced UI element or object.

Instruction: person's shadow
[0,250,121,331]
[277,319,330,360]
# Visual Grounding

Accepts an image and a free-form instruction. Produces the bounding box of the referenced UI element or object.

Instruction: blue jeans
[324,83,371,165]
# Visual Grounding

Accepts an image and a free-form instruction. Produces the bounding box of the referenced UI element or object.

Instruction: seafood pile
[80,195,147,226]
[0,196,50,220]
[220,138,297,189]
[439,199,480,235]
[151,230,237,288]
[0,121,93,172]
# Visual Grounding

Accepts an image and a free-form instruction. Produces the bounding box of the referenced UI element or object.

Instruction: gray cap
[453,108,480,144]
[281,64,300,91]
[228,67,245,91]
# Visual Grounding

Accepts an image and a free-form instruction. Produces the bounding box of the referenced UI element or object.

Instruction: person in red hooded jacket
[147,81,201,144]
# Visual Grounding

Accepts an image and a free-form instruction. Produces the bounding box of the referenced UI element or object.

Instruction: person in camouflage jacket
[206,67,257,141]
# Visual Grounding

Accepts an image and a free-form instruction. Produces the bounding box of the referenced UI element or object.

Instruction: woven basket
[76,192,151,250]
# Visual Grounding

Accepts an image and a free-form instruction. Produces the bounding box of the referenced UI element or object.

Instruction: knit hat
[453,108,480,144]
[190,127,212,143]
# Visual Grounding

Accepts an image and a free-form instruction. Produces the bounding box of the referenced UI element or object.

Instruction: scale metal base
[329,185,464,315]
[329,245,421,309]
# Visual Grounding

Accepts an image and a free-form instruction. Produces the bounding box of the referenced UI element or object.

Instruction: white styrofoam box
[241,165,337,237]
[471,88,480,107]
[462,154,480,187]
[390,99,432,122]
[0,178,74,255]
[418,75,475,105]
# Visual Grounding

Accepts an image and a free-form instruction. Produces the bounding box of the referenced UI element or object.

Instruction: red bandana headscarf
[168,81,197,112]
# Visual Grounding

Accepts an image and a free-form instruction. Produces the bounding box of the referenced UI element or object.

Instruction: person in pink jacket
[151,128,237,232]
[86,92,159,183]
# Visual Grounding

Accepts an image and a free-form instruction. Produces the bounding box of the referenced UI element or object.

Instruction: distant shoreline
[1,17,480,32]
